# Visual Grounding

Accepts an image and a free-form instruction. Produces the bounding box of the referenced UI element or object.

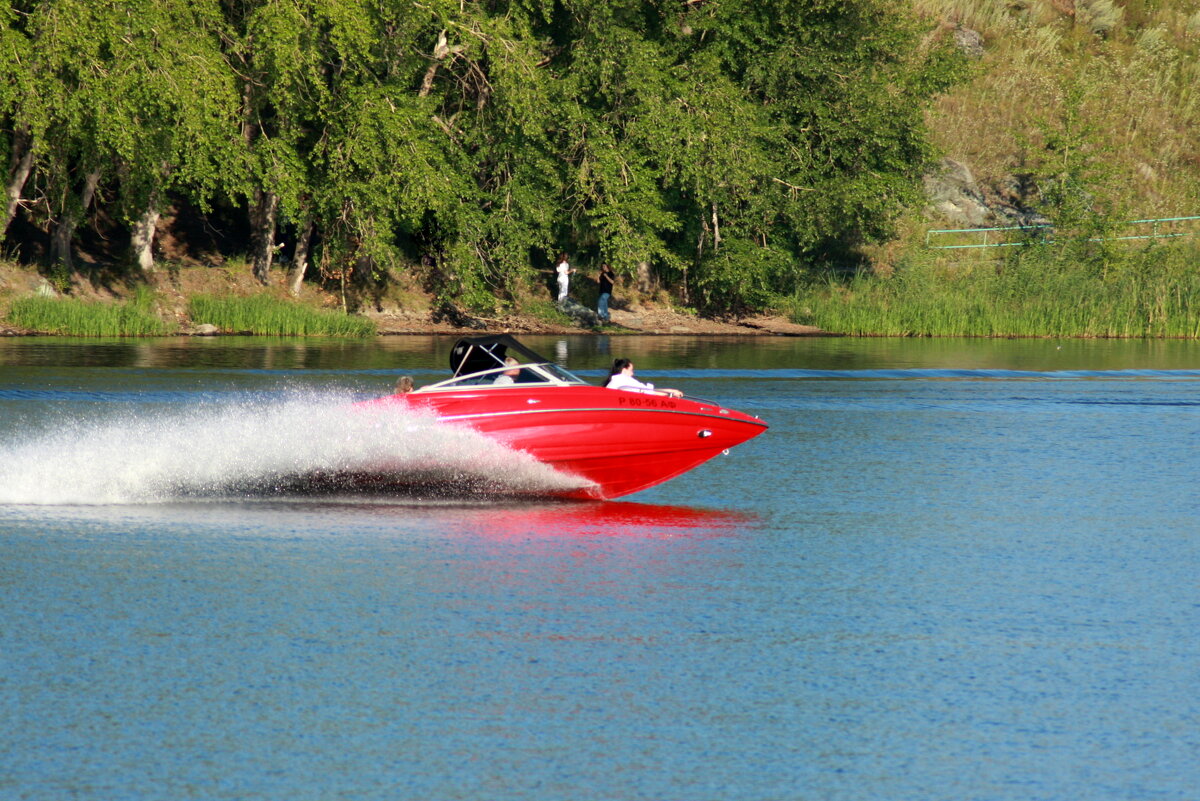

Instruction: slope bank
[0,260,822,337]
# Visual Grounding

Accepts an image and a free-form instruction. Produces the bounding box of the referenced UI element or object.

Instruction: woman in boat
[604,359,683,398]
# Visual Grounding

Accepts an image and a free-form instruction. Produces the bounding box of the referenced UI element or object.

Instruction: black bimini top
[449,335,554,377]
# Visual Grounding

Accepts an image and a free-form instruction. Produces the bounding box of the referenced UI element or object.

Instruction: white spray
[0,393,589,505]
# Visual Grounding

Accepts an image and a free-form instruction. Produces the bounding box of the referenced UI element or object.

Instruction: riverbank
[364,305,825,337]
[0,260,825,338]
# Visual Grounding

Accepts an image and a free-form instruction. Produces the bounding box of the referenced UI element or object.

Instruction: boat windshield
[418,361,588,391]
[538,363,589,385]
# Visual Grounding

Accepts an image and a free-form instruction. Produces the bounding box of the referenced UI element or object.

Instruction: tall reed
[791,242,1200,338]
[187,295,376,337]
[7,295,173,336]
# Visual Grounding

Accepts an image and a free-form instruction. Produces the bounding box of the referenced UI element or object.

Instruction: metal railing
[925,215,1200,250]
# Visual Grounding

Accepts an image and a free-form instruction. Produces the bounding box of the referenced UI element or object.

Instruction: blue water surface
[1,336,1198,801]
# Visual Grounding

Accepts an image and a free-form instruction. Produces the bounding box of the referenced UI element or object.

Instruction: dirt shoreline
[364,307,828,337]
[0,305,828,338]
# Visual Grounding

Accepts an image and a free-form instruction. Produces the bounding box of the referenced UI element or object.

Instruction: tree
[681,0,965,308]
[7,0,242,272]
[0,0,964,317]
[1,3,39,237]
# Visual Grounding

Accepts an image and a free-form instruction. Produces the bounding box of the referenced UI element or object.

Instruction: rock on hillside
[923,158,1048,229]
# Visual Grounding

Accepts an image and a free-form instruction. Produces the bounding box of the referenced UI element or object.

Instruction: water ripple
[658,368,1200,380]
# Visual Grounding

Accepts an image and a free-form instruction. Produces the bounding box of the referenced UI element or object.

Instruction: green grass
[187,294,376,337]
[790,241,1200,338]
[520,297,576,326]
[7,294,173,336]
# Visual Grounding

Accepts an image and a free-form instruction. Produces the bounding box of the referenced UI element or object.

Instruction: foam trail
[0,393,589,505]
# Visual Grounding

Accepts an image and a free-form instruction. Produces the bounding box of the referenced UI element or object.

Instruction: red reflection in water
[432,501,755,617]
[325,497,755,540]
[429,499,756,541]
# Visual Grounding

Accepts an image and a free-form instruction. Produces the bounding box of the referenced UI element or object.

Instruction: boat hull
[366,386,767,499]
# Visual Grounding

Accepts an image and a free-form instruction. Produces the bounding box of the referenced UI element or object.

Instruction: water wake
[0,393,589,505]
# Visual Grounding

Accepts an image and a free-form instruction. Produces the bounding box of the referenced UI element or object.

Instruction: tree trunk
[419,31,463,98]
[50,220,73,272]
[131,201,161,273]
[49,168,102,272]
[250,188,278,285]
[711,202,721,252]
[4,126,35,235]
[636,261,653,294]
[289,219,314,296]
[79,168,101,212]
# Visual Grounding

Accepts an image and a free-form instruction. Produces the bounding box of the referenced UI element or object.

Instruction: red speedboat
[364,335,767,499]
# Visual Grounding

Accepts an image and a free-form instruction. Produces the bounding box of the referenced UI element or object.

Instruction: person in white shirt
[555,252,575,303]
[604,358,683,398]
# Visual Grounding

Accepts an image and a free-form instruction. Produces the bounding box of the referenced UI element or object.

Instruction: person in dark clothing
[596,263,616,323]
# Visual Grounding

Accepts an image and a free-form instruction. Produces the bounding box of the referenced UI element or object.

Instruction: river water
[1,335,1198,800]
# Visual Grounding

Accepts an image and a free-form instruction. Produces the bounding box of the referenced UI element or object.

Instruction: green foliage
[1029,67,1127,259]
[704,0,968,246]
[23,0,242,222]
[7,295,173,336]
[187,294,376,336]
[693,238,793,316]
[2,0,967,315]
[0,6,33,149]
